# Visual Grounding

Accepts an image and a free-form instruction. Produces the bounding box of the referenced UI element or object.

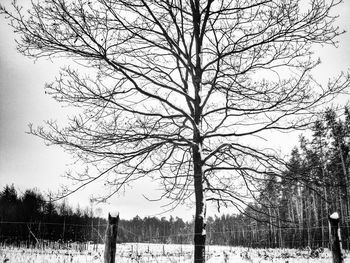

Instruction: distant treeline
[0,185,105,244]
[0,185,260,246]
[0,184,275,246]
[0,185,194,245]
[1,108,350,249]
[213,107,350,249]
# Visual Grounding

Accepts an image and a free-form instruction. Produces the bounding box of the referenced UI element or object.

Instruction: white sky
[0,1,350,221]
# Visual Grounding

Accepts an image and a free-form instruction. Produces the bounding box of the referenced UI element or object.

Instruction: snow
[2,244,350,263]
[198,143,203,156]
[330,212,340,219]
[109,211,120,217]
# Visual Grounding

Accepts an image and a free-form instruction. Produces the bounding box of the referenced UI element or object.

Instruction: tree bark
[191,0,206,259]
[338,146,349,214]
[193,143,206,263]
[104,213,119,263]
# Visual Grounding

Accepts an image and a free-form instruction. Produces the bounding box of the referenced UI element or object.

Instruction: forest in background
[1,107,350,249]
[0,184,195,245]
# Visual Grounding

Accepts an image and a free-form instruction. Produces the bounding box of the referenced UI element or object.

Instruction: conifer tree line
[220,106,350,249]
[0,185,194,245]
[1,107,350,249]
[0,185,104,245]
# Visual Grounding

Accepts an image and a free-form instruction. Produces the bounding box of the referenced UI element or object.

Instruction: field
[1,243,350,262]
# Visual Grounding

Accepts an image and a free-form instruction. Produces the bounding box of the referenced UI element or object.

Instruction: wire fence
[2,219,350,262]
[2,220,350,248]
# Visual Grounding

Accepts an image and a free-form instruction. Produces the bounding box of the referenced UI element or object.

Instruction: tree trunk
[277,209,283,248]
[338,148,350,247]
[267,207,273,248]
[193,143,206,263]
[104,213,119,263]
[338,146,349,215]
[323,167,329,248]
[190,0,208,260]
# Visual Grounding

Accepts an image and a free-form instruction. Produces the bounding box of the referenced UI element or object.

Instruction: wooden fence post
[104,212,119,263]
[329,212,343,263]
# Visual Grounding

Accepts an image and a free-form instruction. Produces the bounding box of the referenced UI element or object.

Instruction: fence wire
[1,220,350,250]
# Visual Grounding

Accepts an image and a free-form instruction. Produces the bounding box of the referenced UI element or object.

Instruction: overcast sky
[0,1,350,221]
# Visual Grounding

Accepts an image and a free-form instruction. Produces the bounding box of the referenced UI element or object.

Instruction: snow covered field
[1,243,349,262]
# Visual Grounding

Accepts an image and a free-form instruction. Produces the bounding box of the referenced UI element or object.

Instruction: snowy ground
[1,243,349,262]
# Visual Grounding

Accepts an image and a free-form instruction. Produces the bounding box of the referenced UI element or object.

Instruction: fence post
[329,212,343,263]
[104,212,119,263]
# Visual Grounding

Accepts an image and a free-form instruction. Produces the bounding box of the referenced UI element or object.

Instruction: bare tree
[1,0,349,261]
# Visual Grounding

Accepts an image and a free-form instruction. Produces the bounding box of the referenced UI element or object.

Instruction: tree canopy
[1,0,349,261]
